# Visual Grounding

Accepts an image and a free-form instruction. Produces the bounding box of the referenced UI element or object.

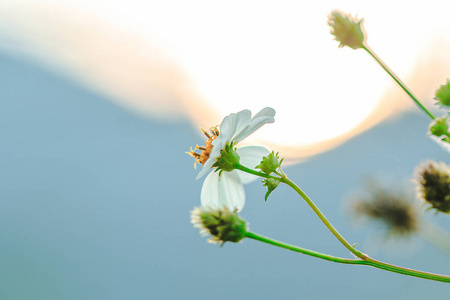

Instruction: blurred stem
[420,221,450,256]
[362,44,435,120]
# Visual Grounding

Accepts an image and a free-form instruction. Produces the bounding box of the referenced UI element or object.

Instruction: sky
[2,1,450,158]
[1,1,450,299]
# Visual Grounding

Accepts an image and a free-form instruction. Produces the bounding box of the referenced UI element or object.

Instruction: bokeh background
[1,1,450,299]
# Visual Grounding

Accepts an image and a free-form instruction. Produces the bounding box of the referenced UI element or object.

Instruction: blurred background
[1,1,450,299]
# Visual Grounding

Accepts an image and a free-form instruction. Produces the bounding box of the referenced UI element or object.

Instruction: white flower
[188,108,275,211]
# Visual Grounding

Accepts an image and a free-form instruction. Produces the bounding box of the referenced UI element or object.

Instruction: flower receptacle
[213,142,240,173]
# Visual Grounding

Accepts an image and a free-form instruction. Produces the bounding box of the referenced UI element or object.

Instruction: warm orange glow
[2,1,450,160]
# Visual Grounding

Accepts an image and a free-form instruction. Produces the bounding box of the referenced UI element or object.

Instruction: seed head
[351,182,419,237]
[328,10,365,50]
[415,161,450,214]
[191,206,248,245]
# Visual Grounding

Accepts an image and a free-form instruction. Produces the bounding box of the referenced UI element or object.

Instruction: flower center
[187,126,219,168]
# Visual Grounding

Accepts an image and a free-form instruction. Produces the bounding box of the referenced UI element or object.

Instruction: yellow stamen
[187,126,220,168]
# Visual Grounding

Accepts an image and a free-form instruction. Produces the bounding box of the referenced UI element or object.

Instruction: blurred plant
[350,181,450,255]
[351,182,419,238]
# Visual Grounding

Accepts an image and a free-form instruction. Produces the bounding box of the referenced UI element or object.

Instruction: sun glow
[2,1,450,158]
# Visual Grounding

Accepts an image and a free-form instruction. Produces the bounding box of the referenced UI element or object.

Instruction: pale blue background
[1,51,449,299]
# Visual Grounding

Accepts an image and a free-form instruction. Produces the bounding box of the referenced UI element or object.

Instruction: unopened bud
[256,151,284,175]
[435,79,450,107]
[429,116,450,142]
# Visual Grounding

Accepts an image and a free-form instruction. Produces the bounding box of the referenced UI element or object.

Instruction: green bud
[213,142,240,173]
[435,79,450,107]
[415,161,450,214]
[327,10,365,50]
[256,151,284,174]
[429,116,450,142]
[262,178,281,202]
[191,206,248,245]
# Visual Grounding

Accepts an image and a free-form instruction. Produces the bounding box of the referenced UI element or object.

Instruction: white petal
[232,108,275,143]
[252,107,276,120]
[196,157,215,179]
[219,112,238,141]
[201,171,245,211]
[233,109,252,139]
[236,146,270,184]
[430,135,450,153]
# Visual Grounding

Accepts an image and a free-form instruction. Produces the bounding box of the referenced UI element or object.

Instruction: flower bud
[262,178,281,202]
[191,206,248,245]
[256,151,284,174]
[435,79,450,107]
[327,10,365,50]
[415,161,450,214]
[212,142,240,173]
[429,116,450,142]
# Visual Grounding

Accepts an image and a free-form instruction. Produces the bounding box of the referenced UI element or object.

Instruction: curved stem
[234,163,366,259]
[362,44,435,120]
[245,231,364,265]
[246,231,450,283]
[280,176,368,259]
[234,164,450,282]
[363,257,450,282]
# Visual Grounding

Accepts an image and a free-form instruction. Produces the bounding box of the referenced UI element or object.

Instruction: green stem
[245,232,364,265]
[363,44,435,120]
[280,176,368,259]
[246,231,450,282]
[234,163,280,180]
[235,163,366,259]
[234,164,450,282]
